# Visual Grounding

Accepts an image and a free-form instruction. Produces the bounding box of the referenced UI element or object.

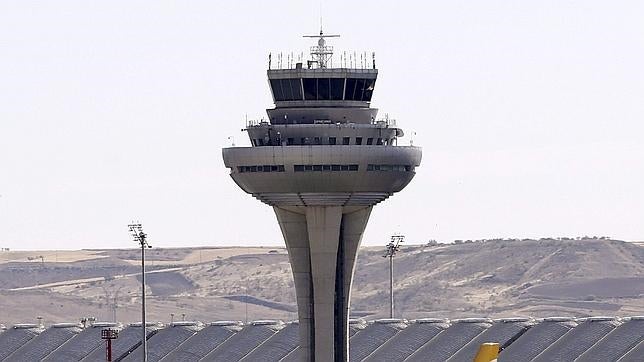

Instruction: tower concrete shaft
[275,206,371,361]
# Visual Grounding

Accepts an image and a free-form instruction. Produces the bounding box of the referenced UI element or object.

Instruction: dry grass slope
[0,239,641,324]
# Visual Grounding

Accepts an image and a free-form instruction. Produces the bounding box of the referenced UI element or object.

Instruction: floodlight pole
[389,254,394,318]
[383,235,404,319]
[129,223,150,362]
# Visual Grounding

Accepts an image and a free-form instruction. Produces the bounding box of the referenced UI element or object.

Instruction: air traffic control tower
[223,32,422,361]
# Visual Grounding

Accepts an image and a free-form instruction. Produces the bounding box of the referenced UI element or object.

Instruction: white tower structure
[223,32,422,361]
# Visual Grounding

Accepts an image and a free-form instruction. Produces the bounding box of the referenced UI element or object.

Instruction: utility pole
[129,223,150,362]
[383,235,404,318]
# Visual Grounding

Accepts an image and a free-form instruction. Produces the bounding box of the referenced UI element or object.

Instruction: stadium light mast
[383,235,404,318]
[129,222,151,362]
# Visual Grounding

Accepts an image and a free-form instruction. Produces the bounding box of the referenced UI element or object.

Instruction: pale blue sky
[1,1,643,250]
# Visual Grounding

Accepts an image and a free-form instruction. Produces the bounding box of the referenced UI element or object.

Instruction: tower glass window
[353,79,366,101]
[270,79,283,101]
[363,79,376,101]
[280,79,293,100]
[290,78,302,100]
[345,78,357,100]
[330,78,344,100]
[303,78,317,100]
[318,78,330,100]
[270,78,303,101]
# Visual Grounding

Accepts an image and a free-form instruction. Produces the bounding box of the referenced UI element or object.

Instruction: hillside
[0,239,642,325]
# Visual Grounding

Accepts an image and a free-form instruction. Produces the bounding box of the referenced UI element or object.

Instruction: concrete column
[338,207,372,360]
[274,206,372,362]
[306,206,342,362]
[274,207,314,361]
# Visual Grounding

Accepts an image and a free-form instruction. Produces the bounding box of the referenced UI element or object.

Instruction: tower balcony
[222,145,422,208]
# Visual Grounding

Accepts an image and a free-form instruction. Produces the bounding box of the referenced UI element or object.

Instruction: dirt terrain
[0,239,642,325]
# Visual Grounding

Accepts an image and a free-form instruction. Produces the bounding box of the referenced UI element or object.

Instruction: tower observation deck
[222,31,422,361]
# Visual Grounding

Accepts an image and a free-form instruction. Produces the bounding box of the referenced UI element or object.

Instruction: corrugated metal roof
[200,320,284,361]
[577,317,644,361]
[0,324,44,361]
[4,323,82,362]
[363,318,449,361]
[2,316,642,361]
[43,322,122,362]
[405,318,493,362]
[240,321,299,361]
[121,322,203,362]
[532,317,621,362]
[498,317,578,362]
[349,318,408,361]
[80,322,163,361]
[161,322,242,362]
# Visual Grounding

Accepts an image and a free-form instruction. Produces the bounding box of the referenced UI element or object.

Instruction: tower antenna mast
[303,29,339,69]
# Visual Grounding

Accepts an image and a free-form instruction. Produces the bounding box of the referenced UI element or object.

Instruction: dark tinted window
[345,78,357,100]
[366,138,373,145]
[343,78,375,101]
[280,79,293,100]
[271,78,303,101]
[363,79,376,101]
[329,137,336,145]
[290,78,302,100]
[295,164,358,172]
[330,78,344,100]
[318,78,330,100]
[353,79,366,101]
[303,78,316,100]
[343,137,350,145]
[270,79,283,101]
[356,137,362,145]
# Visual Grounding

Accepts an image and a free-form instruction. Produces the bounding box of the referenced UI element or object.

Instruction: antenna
[319,0,323,34]
[303,30,340,68]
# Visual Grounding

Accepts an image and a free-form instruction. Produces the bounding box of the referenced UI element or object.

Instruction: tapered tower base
[274,206,372,362]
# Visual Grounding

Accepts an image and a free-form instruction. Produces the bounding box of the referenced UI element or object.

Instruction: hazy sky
[1,1,643,250]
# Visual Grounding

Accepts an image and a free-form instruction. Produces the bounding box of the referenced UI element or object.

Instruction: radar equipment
[303,30,340,68]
